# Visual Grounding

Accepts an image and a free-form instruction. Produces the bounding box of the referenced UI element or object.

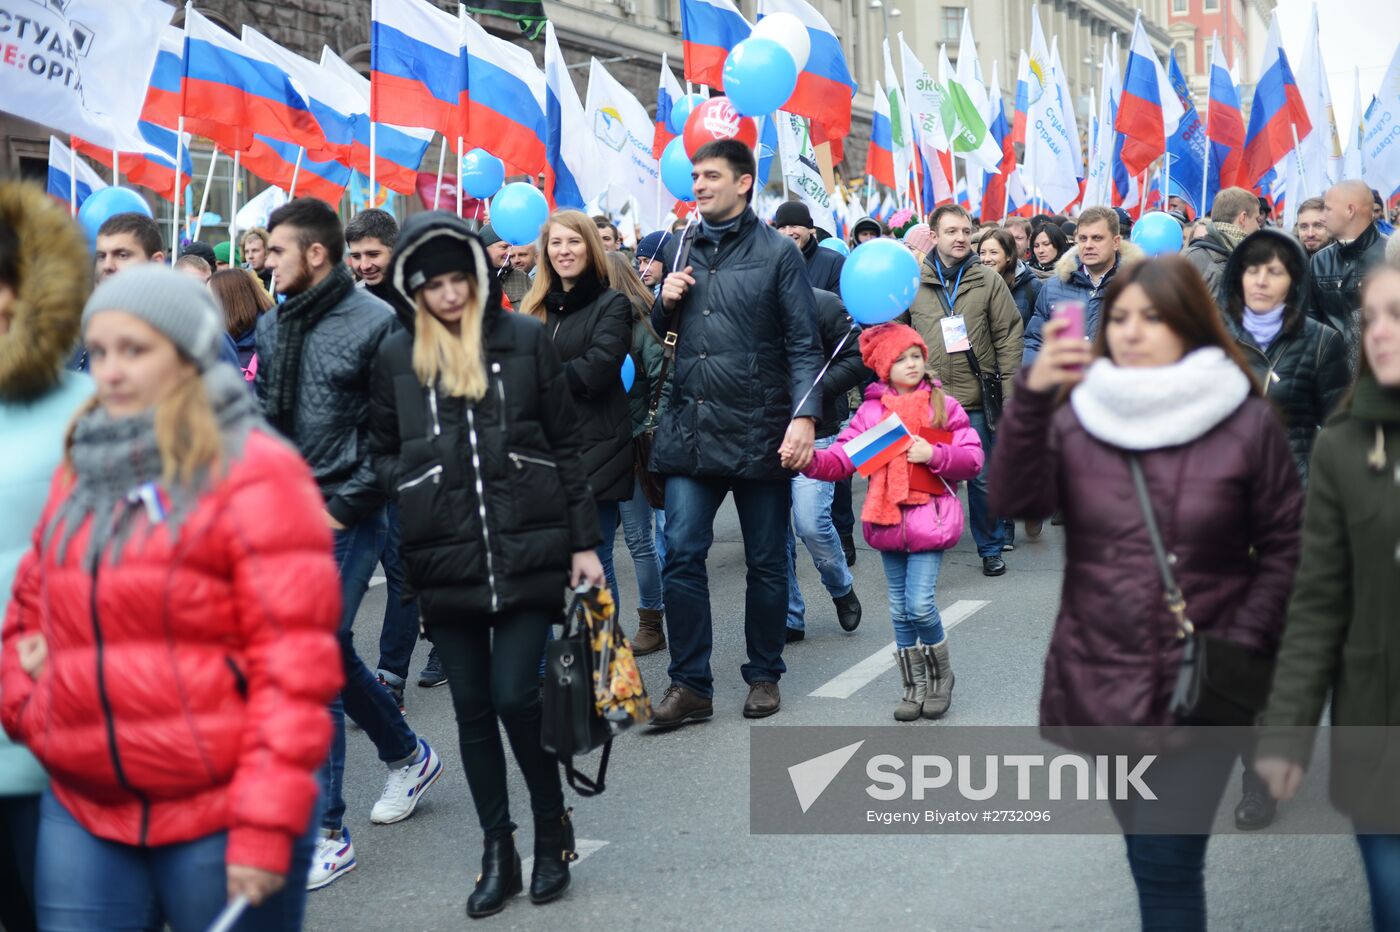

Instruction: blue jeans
[596,500,623,614]
[786,437,854,630]
[323,511,420,833]
[662,475,790,697]
[1356,830,1400,930]
[965,409,1005,557]
[617,481,665,610]
[879,550,947,648]
[35,790,317,931]
[375,502,421,686]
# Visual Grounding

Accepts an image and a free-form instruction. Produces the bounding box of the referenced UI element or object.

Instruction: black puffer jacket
[648,209,824,481]
[1008,263,1041,326]
[254,279,397,526]
[1308,222,1388,351]
[812,289,869,439]
[369,213,600,620]
[801,234,844,292]
[1222,229,1350,483]
[541,274,634,502]
[1184,231,1232,309]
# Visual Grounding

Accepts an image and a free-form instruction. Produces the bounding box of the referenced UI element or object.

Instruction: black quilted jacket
[254,285,398,526]
[1307,223,1388,359]
[648,209,825,481]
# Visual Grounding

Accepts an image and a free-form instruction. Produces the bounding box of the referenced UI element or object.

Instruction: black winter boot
[529,809,578,904]
[467,834,522,919]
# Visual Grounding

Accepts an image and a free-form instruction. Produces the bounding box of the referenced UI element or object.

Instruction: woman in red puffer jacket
[1,266,342,931]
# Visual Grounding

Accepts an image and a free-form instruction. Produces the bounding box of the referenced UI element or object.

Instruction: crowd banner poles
[229,150,240,268]
[433,136,448,210]
[192,147,221,241]
[1163,157,1171,213]
[289,147,305,199]
[172,116,185,266]
[112,148,120,186]
[1139,168,1148,220]
[1289,122,1307,207]
[69,141,77,218]
[456,136,464,218]
[1200,138,1211,218]
[369,117,378,198]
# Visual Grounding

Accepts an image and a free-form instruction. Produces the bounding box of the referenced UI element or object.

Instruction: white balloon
[752,12,810,73]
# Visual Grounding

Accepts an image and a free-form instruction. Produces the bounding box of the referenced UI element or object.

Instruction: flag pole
[69,139,77,218]
[229,150,240,268]
[1163,156,1170,212]
[192,146,221,241]
[172,116,185,266]
[289,147,304,199]
[433,136,448,210]
[1139,168,1147,219]
[1289,122,1307,204]
[1201,34,1215,216]
[112,147,120,187]
[456,136,464,217]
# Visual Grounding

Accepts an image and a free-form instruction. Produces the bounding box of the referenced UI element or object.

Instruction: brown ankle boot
[632,608,666,656]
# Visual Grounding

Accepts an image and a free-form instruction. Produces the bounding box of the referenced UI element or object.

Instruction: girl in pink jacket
[803,323,983,721]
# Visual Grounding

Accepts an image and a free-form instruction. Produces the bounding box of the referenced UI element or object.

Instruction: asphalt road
[305,493,1371,931]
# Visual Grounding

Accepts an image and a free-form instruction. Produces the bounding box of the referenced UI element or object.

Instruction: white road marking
[369,576,386,587]
[808,600,990,699]
[518,839,609,893]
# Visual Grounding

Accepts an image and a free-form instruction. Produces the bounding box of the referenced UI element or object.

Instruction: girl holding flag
[801,323,983,721]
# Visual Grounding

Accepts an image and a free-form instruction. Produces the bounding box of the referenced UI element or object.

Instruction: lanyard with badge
[933,258,971,353]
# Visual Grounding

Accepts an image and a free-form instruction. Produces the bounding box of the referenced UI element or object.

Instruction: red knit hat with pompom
[858,322,928,382]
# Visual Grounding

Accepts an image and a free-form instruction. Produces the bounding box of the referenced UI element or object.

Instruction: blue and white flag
[47,136,107,210]
[544,23,605,211]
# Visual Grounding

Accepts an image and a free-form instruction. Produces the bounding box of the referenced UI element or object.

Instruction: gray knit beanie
[82,265,224,371]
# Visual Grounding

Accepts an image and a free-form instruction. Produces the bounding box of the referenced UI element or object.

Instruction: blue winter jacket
[1021,241,1145,366]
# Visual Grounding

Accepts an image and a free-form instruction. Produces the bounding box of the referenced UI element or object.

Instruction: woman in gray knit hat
[1,264,343,931]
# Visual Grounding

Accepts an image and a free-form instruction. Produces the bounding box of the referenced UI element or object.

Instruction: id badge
[940,316,971,353]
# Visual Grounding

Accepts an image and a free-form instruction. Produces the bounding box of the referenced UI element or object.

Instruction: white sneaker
[370,738,443,824]
[307,829,356,891]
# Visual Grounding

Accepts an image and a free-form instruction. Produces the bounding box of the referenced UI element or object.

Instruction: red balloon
[682,97,759,158]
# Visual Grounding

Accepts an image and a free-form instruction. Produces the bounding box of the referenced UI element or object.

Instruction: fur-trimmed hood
[1053,239,1146,285]
[0,183,91,401]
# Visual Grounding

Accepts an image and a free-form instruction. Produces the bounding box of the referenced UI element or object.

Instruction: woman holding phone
[989,256,1302,928]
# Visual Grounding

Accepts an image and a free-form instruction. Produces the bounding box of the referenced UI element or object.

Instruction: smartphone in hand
[1050,300,1086,372]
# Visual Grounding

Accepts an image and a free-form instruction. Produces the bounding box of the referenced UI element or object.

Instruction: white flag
[1049,36,1084,184]
[882,38,915,202]
[585,58,663,234]
[1360,41,1400,201]
[1295,4,1341,194]
[898,34,953,205]
[1342,67,1365,181]
[0,0,171,150]
[775,111,835,234]
[1023,6,1081,213]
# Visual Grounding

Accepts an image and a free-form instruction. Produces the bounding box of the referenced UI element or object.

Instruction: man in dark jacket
[343,208,442,696]
[258,199,439,889]
[1184,186,1260,308]
[775,200,844,292]
[1023,207,1146,364]
[1309,179,1389,363]
[649,139,825,725]
[481,224,531,310]
[786,289,867,642]
[850,215,883,246]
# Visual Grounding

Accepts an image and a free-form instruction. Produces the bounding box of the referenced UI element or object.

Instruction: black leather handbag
[542,589,614,796]
[1128,456,1275,726]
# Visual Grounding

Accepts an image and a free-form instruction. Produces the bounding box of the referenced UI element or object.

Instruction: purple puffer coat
[988,374,1303,729]
[803,381,984,553]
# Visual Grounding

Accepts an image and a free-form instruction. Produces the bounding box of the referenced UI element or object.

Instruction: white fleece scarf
[1070,347,1251,451]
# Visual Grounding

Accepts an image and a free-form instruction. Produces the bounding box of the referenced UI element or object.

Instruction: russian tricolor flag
[842,413,912,478]
[681,0,751,91]
[868,79,897,191]
[320,47,436,197]
[1205,38,1245,209]
[544,23,604,211]
[758,0,856,141]
[241,134,352,205]
[142,26,184,132]
[461,13,547,177]
[371,0,468,142]
[73,122,192,203]
[653,54,684,161]
[1239,15,1310,193]
[982,61,1014,222]
[1115,16,1184,179]
[182,8,326,157]
[242,27,360,166]
[48,137,107,210]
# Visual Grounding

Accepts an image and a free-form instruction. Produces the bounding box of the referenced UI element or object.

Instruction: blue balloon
[490,182,550,247]
[461,148,505,199]
[669,93,706,135]
[1130,210,1185,256]
[819,237,850,257]
[78,187,152,247]
[721,38,798,117]
[661,137,695,203]
[621,354,636,392]
[839,239,921,325]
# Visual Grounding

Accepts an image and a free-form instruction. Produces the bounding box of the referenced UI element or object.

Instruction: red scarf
[862,388,933,526]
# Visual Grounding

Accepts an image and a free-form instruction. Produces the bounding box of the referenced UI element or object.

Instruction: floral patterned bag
[541,587,651,797]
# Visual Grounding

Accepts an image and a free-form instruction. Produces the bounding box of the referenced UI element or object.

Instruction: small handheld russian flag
[842,413,912,478]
